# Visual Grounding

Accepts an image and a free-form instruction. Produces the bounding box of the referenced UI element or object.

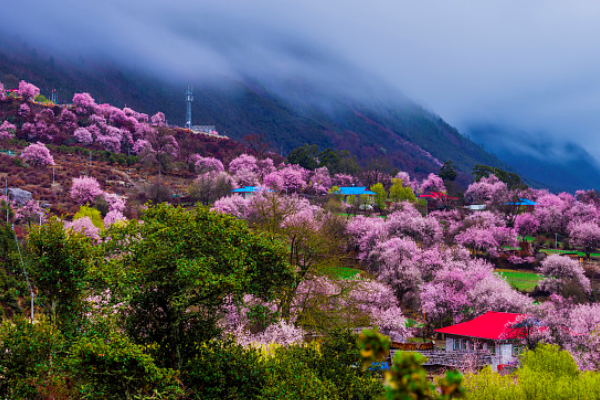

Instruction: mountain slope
[0,39,509,186]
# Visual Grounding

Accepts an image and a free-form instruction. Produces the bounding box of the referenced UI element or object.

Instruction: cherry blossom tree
[64,216,100,241]
[537,254,590,294]
[134,128,179,176]
[386,208,443,247]
[535,193,572,236]
[102,192,126,213]
[58,109,78,134]
[18,80,40,101]
[18,103,30,118]
[258,158,276,179]
[72,92,100,115]
[21,142,55,166]
[309,167,332,194]
[228,154,260,187]
[212,194,249,219]
[514,212,540,237]
[0,121,16,140]
[104,210,126,227]
[188,171,236,205]
[73,127,93,145]
[569,221,600,258]
[347,215,388,260]
[150,112,166,126]
[420,258,530,325]
[420,173,446,195]
[464,174,509,207]
[194,156,224,174]
[373,237,423,307]
[70,176,103,205]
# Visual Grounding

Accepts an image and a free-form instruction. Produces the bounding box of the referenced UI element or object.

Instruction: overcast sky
[3,1,600,155]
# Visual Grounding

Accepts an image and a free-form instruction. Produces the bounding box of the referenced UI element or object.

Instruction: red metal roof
[435,311,526,340]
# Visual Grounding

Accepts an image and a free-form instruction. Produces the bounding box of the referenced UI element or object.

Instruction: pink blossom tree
[372,237,423,307]
[58,109,78,134]
[514,212,540,237]
[420,173,446,195]
[309,166,332,194]
[104,210,126,226]
[102,192,126,213]
[18,81,40,101]
[134,128,179,175]
[21,142,55,166]
[535,193,571,235]
[229,154,260,187]
[150,112,166,126]
[0,82,4,101]
[212,194,249,218]
[0,121,16,140]
[569,221,600,258]
[420,258,530,325]
[72,92,100,115]
[70,176,103,205]
[194,156,224,174]
[64,216,100,241]
[73,127,93,145]
[537,254,590,294]
[18,103,30,118]
[464,174,509,207]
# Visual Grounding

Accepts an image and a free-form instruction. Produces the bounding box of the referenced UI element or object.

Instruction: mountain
[0,37,509,187]
[467,124,600,192]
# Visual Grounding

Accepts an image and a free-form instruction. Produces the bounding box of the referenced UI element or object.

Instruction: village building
[333,187,377,204]
[434,311,527,370]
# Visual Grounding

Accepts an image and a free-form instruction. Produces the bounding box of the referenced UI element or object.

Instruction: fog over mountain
[3,1,600,189]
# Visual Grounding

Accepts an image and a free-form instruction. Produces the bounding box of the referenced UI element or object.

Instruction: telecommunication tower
[185,86,193,129]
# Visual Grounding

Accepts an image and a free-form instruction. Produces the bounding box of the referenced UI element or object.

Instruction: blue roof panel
[335,187,377,195]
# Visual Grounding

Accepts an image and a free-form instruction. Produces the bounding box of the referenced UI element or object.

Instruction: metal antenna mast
[185,86,193,129]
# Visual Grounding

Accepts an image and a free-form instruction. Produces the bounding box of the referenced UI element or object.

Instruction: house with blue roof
[333,187,377,204]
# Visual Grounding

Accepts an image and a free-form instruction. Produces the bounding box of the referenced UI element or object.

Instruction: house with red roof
[435,311,528,370]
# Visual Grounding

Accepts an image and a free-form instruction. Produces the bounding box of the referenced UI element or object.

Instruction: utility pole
[185,86,193,130]
[13,226,34,323]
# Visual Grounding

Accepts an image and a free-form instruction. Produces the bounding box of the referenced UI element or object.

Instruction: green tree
[0,317,68,399]
[27,217,95,330]
[472,164,526,190]
[287,143,319,170]
[389,178,417,203]
[74,205,104,229]
[439,161,457,182]
[99,204,293,369]
[371,182,388,210]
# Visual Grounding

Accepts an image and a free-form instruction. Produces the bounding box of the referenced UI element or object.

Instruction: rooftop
[435,311,526,340]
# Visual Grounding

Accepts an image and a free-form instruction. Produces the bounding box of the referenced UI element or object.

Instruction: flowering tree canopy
[21,142,55,166]
[537,254,590,294]
[0,121,16,140]
[569,221,600,258]
[515,212,540,237]
[464,174,509,206]
[70,176,103,205]
[420,173,445,195]
[194,156,225,174]
[73,127,93,145]
[18,80,40,101]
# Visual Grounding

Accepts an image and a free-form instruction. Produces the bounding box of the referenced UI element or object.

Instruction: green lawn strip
[495,269,543,292]
[538,249,600,258]
[322,265,362,280]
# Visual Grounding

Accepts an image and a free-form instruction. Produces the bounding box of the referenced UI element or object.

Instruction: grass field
[539,249,600,258]
[495,269,543,292]
[323,265,363,280]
